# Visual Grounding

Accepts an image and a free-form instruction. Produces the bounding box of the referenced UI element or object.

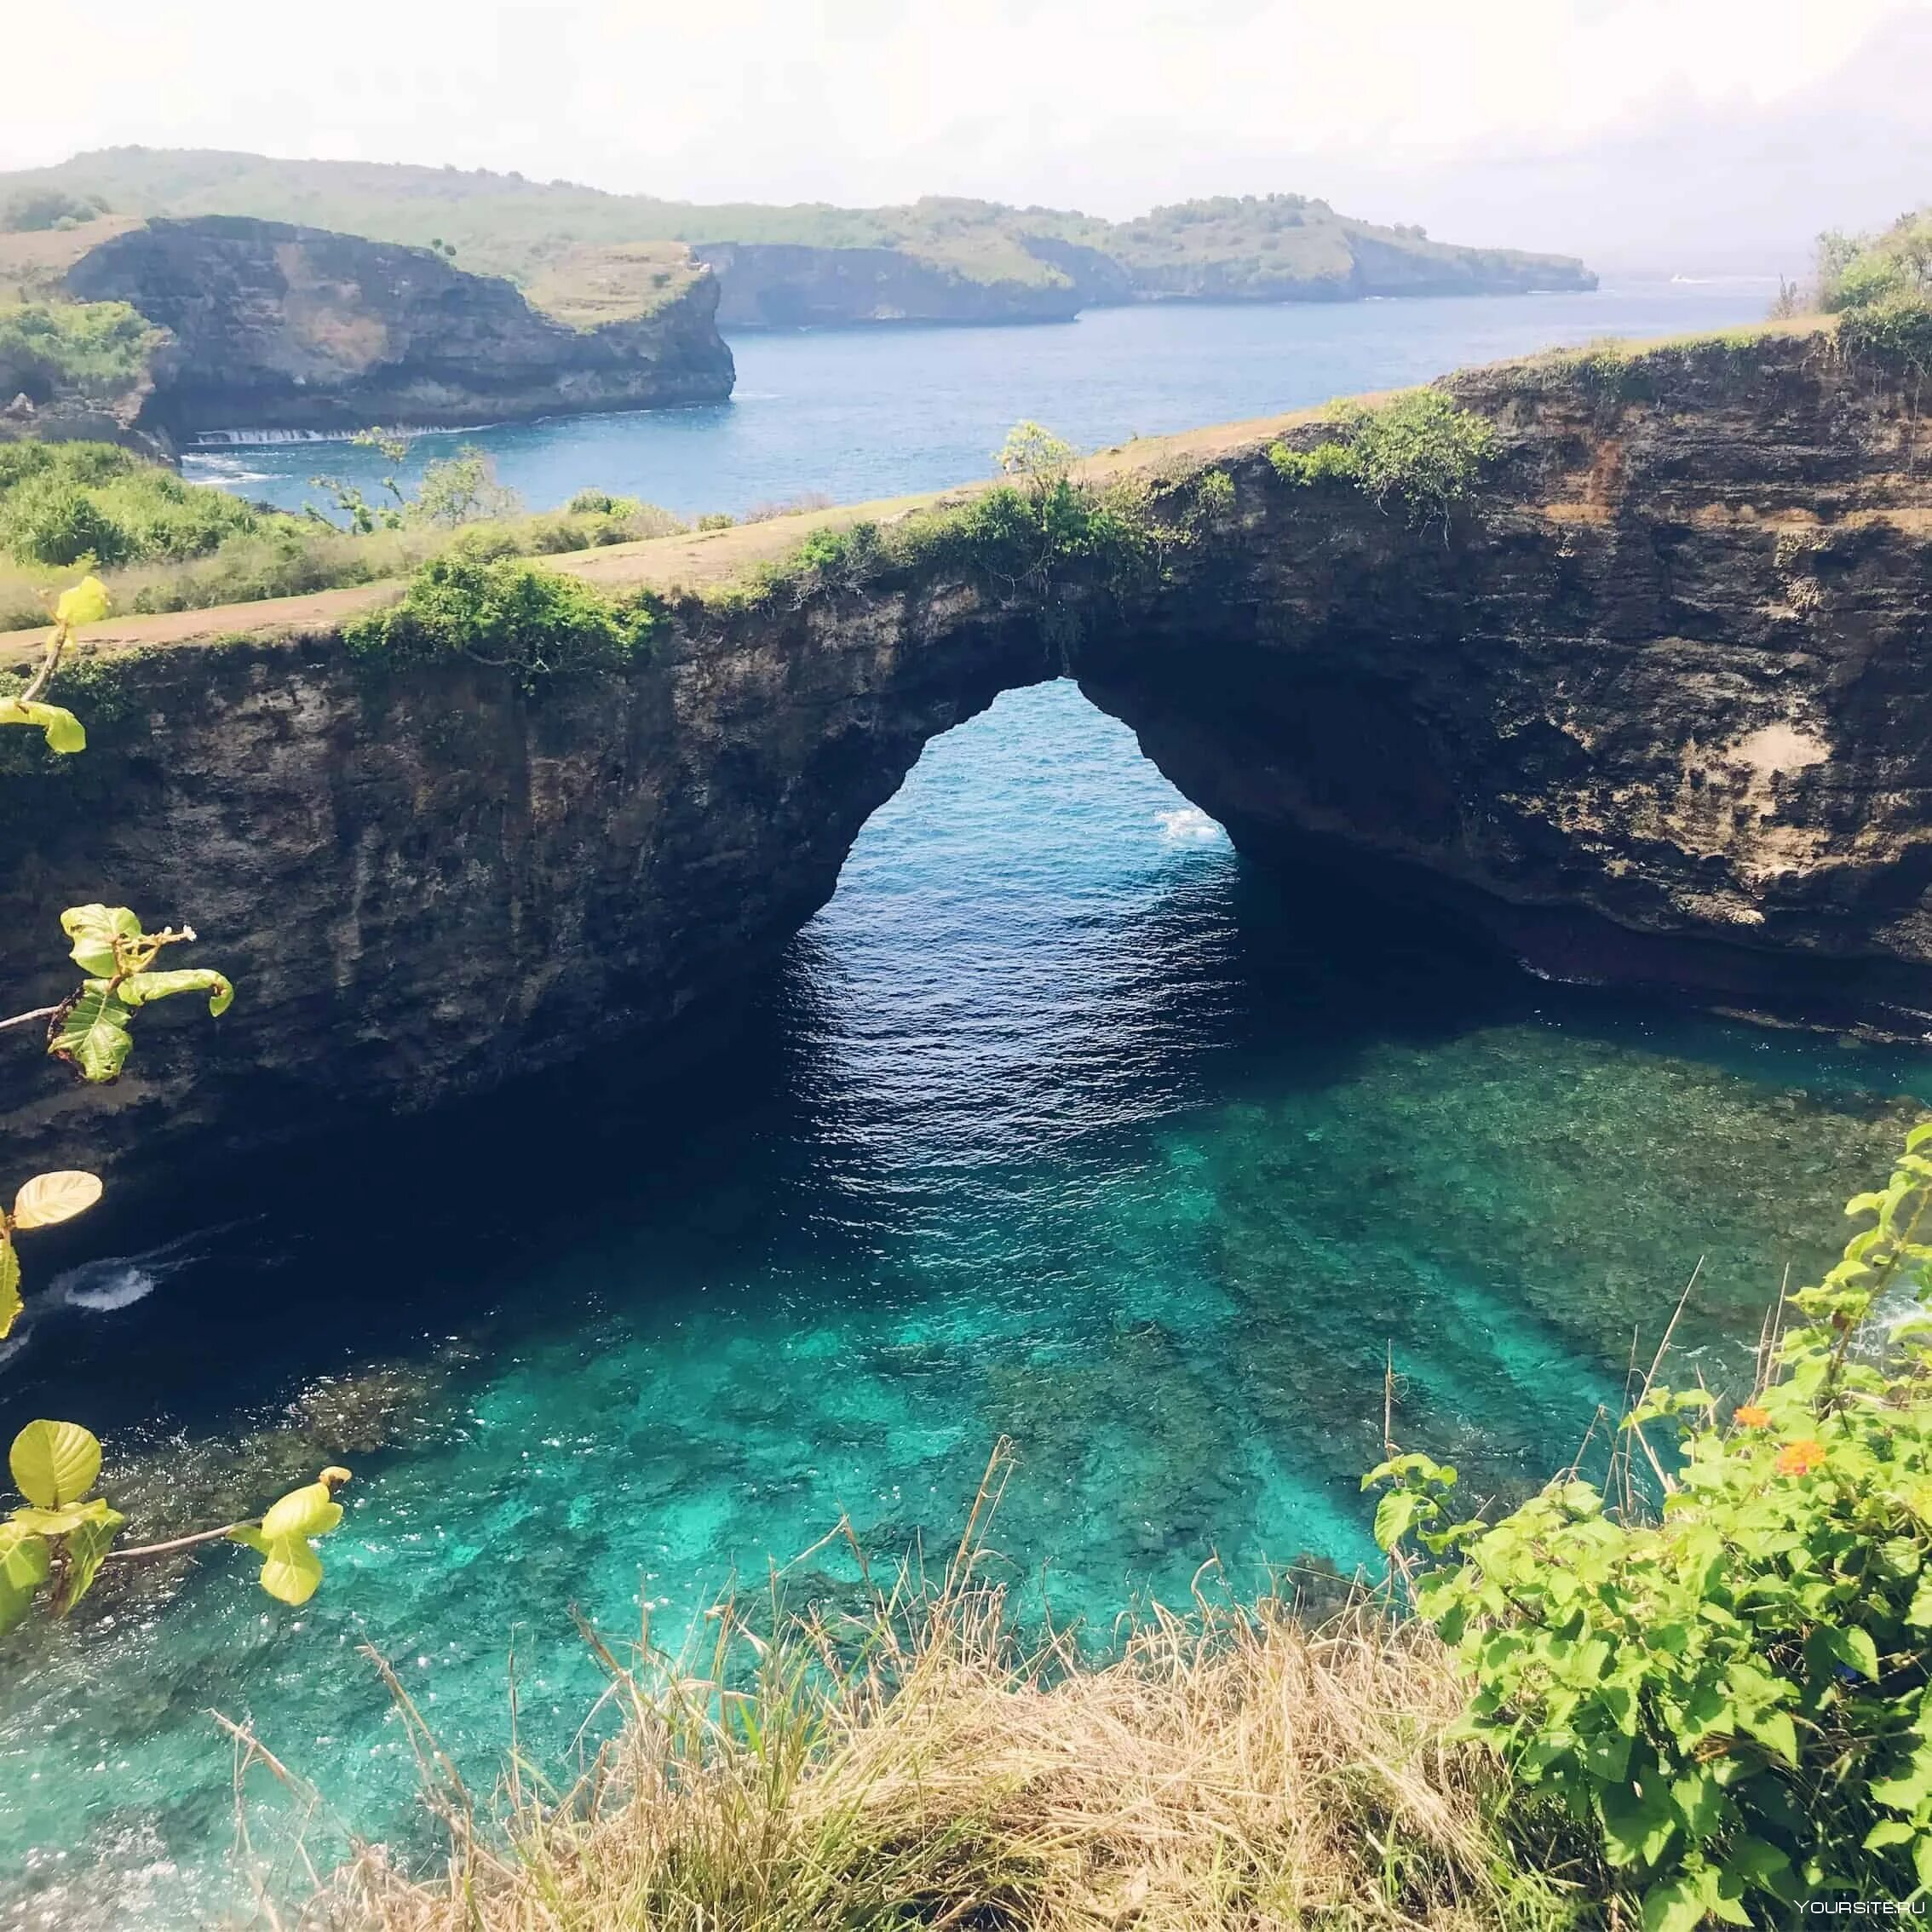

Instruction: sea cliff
[61,216,735,435]
[2,325,1924,1199]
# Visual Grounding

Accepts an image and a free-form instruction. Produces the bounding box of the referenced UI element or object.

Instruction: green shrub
[0,302,162,403]
[565,487,640,517]
[342,552,664,687]
[0,442,269,568]
[1268,389,1494,531]
[1372,1126,1932,1928]
[3,486,131,567]
[1839,296,1932,386]
[0,190,108,233]
[1267,439,1355,488]
[1818,212,1932,384]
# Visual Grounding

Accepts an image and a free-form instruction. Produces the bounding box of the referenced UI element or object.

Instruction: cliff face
[694,227,1592,328]
[693,242,1084,328]
[63,216,735,434]
[1,330,1927,1199]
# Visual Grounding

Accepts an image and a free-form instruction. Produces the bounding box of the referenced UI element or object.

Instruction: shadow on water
[1,836,1532,1441]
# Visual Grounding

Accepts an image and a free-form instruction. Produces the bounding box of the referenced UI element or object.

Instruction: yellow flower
[54,577,111,631]
[1775,1439,1826,1477]
[1734,1404,1771,1429]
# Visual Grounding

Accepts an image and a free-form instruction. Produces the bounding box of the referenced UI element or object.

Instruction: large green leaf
[1600,1780,1679,1869]
[0,697,84,755]
[54,1498,125,1614]
[53,576,110,630]
[235,1475,348,1607]
[1373,1489,1419,1551]
[118,969,234,1018]
[1640,1877,1708,1932]
[10,1170,102,1231]
[254,1535,325,1607]
[0,1522,49,1636]
[260,1481,343,1543]
[59,905,140,978]
[48,983,135,1083]
[0,1237,18,1343]
[229,1522,327,1606]
[9,1420,101,1509]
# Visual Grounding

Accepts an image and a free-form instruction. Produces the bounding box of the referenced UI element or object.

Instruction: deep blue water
[184,282,1778,519]
[12,280,1921,1928]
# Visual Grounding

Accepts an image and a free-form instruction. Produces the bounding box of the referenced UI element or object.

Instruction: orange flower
[1775,1439,1826,1477]
[1734,1405,1771,1429]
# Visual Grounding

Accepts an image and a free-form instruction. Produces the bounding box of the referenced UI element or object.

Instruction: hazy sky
[5,0,1929,271]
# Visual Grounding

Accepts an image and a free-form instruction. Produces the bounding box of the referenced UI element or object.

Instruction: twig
[1624,1257,1705,1501]
[0,1005,57,1033]
[104,1521,250,1563]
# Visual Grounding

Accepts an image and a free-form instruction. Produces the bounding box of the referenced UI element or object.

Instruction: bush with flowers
[1371,1124,1932,1928]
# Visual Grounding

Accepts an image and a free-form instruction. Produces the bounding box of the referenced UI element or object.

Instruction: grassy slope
[309,1536,1565,1930]
[0,149,1591,308]
[0,320,1834,676]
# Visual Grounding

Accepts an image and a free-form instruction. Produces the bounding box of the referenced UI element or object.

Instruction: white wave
[40,1226,218,1318]
[1157,806,1225,845]
[61,1262,164,1312]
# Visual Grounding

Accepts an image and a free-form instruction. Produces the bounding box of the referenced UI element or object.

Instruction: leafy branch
[2,573,349,1637]
[0,575,108,753]
[0,1418,352,1634]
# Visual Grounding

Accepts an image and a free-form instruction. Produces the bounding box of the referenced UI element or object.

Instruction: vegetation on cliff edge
[1819,209,1932,384]
[0,298,161,406]
[0,440,684,631]
[1268,388,1496,532]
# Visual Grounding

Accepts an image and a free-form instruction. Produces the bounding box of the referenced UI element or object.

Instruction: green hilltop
[0,148,1594,304]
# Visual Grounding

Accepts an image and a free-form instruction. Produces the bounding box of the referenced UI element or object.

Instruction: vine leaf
[54,1499,125,1613]
[0,1238,18,1343]
[53,578,110,630]
[119,969,234,1018]
[9,1420,102,1510]
[232,1469,351,1607]
[0,698,85,755]
[12,1171,102,1231]
[60,905,141,978]
[49,984,136,1083]
[0,1523,50,1638]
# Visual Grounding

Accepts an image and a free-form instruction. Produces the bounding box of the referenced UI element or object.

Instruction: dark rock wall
[2,331,1928,1198]
[66,216,735,433]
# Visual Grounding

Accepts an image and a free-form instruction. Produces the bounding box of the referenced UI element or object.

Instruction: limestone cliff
[1,327,1927,1200]
[693,242,1086,328]
[62,216,735,435]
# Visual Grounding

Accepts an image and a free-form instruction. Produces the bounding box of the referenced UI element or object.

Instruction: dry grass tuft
[279,1452,1578,1932]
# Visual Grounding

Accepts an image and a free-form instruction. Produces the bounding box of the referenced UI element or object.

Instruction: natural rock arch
[3,330,1929,1200]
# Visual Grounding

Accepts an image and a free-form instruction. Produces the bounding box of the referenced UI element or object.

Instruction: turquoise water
[12,281,1926,1926]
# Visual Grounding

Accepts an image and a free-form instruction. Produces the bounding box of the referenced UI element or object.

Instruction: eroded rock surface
[65,216,734,434]
[1,330,1928,1193]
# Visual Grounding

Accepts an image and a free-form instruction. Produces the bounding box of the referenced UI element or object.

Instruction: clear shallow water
[9,281,1918,1926]
[184,282,1777,519]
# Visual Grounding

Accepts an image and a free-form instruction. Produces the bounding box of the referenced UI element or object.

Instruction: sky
[3,0,1929,273]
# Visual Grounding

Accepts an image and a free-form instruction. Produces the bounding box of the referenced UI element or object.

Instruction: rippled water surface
[187,282,1776,516]
[12,283,1925,1926]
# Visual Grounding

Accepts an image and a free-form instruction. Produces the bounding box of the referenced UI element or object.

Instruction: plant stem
[18,620,72,706]
[0,1006,57,1032]
[105,1521,250,1563]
